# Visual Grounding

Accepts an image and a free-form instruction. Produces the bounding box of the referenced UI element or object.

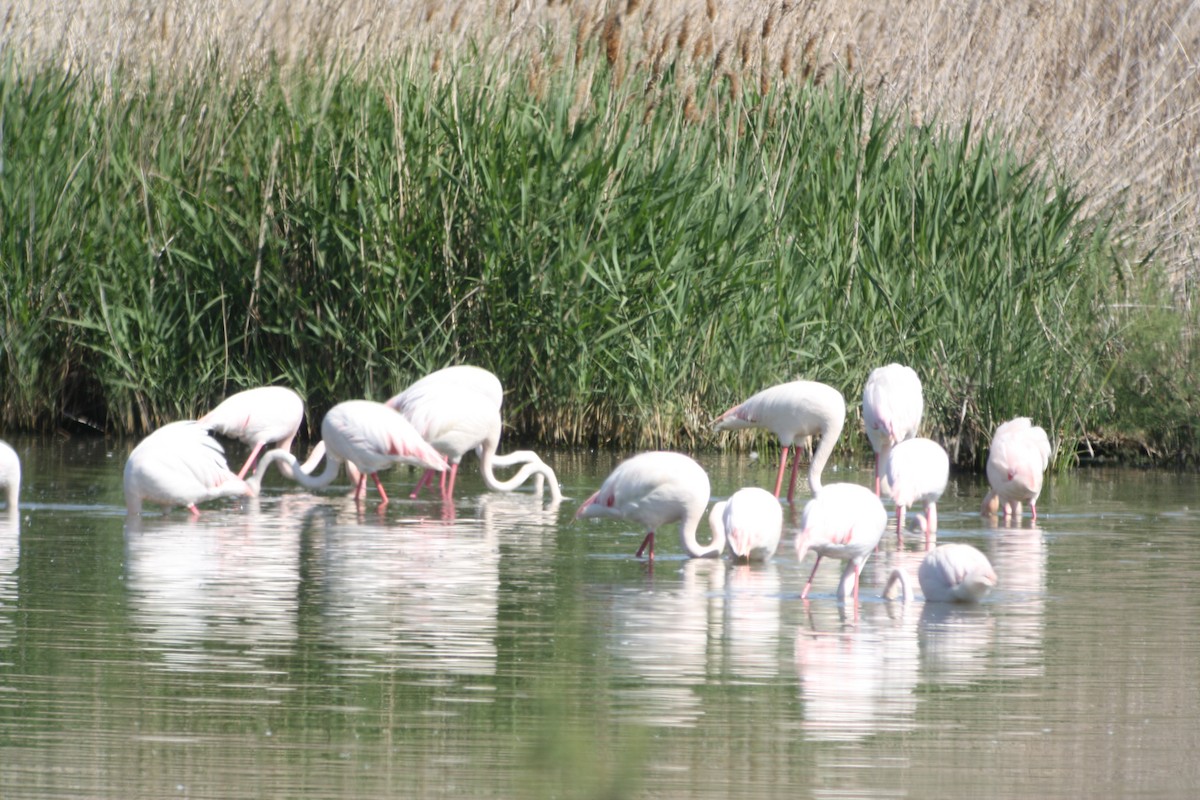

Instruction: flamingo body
[918,543,998,602]
[124,421,253,516]
[0,440,19,511]
[862,364,923,495]
[884,437,949,541]
[714,380,846,502]
[199,386,305,479]
[575,451,724,559]
[712,487,783,562]
[795,483,887,603]
[983,417,1051,520]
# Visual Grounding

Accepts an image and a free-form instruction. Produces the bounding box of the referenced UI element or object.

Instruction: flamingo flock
[0,360,1046,610]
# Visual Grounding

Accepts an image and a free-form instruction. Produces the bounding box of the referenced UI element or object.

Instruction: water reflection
[793,602,919,741]
[315,504,500,677]
[124,503,303,674]
[718,562,782,682]
[989,526,1047,678]
[0,515,17,665]
[609,559,725,727]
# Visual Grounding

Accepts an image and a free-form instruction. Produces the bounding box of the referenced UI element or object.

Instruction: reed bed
[1,1,1196,466]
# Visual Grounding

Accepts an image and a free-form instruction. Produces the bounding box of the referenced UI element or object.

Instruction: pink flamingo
[883,543,997,603]
[386,369,560,502]
[981,417,1051,521]
[124,421,253,516]
[711,487,783,563]
[713,380,846,503]
[0,440,19,513]
[883,437,949,545]
[862,364,923,496]
[199,386,305,479]
[250,400,447,508]
[794,483,888,604]
[575,451,726,560]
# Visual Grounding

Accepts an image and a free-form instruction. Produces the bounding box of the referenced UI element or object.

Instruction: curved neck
[479,447,563,502]
[808,416,844,494]
[249,446,341,494]
[883,568,914,602]
[678,504,725,558]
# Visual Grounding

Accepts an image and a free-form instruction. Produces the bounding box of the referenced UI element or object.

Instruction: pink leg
[237,442,267,480]
[372,472,390,507]
[800,554,823,599]
[354,473,368,501]
[874,453,882,496]
[787,445,802,504]
[1030,501,1038,522]
[188,504,201,517]
[635,531,655,559]
[896,505,907,543]
[926,503,937,547]
[772,447,790,498]
[410,469,435,499]
[442,463,459,502]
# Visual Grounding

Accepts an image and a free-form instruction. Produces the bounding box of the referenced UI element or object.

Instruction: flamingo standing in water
[386,368,560,502]
[862,364,923,496]
[713,380,846,503]
[575,451,725,560]
[0,440,20,513]
[711,487,783,563]
[883,437,950,545]
[794,483,887,604]
[883,543,997,603]
[250,400,447,508]
[982,417,1051,522]
[124,421,253,516]
[199,386,305,479]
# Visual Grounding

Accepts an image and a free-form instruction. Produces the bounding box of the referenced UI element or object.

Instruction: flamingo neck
[883,568,914,602]
[249,445,341,494]
[678,503,725,558]
[808,416,844,494]
[478,445,563,501]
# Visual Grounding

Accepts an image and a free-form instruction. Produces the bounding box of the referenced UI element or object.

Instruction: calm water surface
[1,435,1198,798]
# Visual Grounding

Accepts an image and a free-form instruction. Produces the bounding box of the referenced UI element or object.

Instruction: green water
[1,437,1198,798]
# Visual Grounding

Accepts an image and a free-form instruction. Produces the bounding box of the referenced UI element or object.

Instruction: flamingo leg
[1030,501,1038,522]
[772,446,790,499]
[410,469,435,499]
[635,531,656,560]
[187,503,202,518]
[787,445,802,504]
[800,554,823,599]
[442,463,459,502]
[237,442,267,480]
[874,453,882,496]
[372,472,390,507]
[354,473,368,501]
[926,503,937,547]
[896,504,907,542]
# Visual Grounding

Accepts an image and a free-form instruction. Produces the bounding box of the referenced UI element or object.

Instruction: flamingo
[249,400,447,508]
[883,437,950,545]
[575,451,725,560]
[794,483,888,604]
[198,386,305,479]
[710,487,783,562]
[124,421,253,516]
[883,543,997,603]
[713,380,846,503]
[386,371,561,502]
[981,417,1051,521]
[862,364,923,496]
[0,440,19,513]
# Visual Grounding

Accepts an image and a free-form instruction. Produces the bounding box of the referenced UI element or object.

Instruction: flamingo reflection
[0,515,18,662]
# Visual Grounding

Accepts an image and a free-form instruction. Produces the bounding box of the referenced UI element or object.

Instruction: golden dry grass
[5,0,1198,283]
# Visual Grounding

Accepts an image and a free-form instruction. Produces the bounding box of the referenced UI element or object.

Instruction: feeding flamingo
[883,543,997,603]
[124,421,253,516]
[861,364,923,496]
[711,487,783,563]
[883,437,950,545]
[794,483,888,605]
[982,417,1051,522]
[250,400,447,509]
[575,451,725,560]
[199,386,305,479]
[713,380,846,503]
[386,370,560,502]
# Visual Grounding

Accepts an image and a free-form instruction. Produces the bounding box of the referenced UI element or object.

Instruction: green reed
[0,50,1176,466]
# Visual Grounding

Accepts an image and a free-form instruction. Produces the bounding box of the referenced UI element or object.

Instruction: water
[1,436,1198,798]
